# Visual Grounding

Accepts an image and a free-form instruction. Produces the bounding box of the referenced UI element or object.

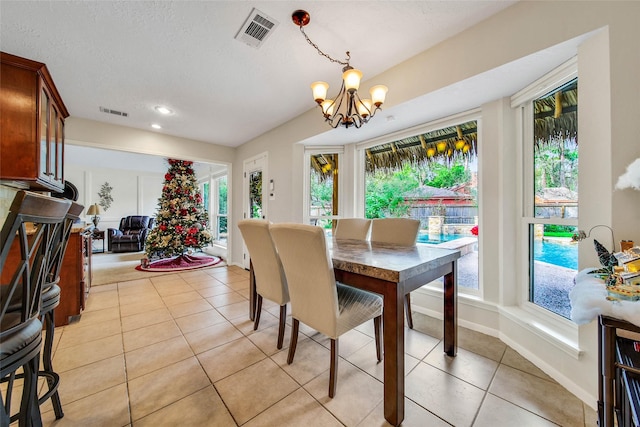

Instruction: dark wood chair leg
[253,295,263,331]
[287,319,300,365]
[374,316,382,362]
[277,305,287,349]
[404,293,414,329]
[329,338,338,398]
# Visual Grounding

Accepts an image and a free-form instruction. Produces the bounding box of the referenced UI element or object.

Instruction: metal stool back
[1,191,71,426]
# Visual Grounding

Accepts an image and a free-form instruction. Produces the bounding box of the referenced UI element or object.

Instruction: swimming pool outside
[418,233,578,270]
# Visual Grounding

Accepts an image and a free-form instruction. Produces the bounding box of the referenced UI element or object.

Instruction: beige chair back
[370,218,420,246]
[333,218,371,240]
[237,219,289,305]
[270,223,339,338]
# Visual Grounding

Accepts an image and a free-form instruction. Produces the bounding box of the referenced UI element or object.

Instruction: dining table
[248,238,461,427]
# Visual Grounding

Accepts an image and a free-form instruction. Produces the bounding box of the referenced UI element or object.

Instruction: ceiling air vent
[235,8,279,48]
[99,106,128,117]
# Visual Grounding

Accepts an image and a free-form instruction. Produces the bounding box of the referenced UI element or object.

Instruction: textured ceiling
[1,1,524,148]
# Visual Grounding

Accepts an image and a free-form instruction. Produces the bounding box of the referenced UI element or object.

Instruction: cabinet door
[58,116,64,184]
[39,86,50,181]
[52,104,64,185]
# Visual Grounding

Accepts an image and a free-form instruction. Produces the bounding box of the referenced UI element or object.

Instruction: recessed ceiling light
[154,106,173,115]
[151,123,162,129]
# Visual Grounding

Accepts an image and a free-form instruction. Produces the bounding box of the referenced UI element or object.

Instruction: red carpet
[135,254,222,272]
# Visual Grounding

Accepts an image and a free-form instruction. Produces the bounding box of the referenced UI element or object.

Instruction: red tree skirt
[135,254,222,272]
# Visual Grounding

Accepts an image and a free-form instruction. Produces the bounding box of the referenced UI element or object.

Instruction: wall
[231,0,640,408]
[64,163,164,231]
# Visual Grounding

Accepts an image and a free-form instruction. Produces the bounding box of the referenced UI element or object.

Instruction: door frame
[242,152,268,269]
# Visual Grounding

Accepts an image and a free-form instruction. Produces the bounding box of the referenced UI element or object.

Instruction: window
[514,59,578,319]
[305,149,342,232]
[214,175,228,243]
[200,174,228,246]
[361,119,479,290]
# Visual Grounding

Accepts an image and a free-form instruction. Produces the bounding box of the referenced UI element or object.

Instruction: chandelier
[292,10,388,129]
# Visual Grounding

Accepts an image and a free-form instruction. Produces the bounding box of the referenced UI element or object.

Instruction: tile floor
[24,265,597,426]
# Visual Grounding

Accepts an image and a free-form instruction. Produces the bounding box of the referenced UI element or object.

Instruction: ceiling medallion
[292,10,388,129]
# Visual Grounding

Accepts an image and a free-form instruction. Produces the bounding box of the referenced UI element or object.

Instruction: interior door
[242,154,267,268]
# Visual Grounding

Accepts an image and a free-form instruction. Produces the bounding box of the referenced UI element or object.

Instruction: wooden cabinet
[1,227,91,327]
[599,315,640,427]
[57,230,92,326]
[0,52,69,193]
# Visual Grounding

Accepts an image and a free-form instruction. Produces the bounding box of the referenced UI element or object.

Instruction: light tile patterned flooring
[28,265,597,426]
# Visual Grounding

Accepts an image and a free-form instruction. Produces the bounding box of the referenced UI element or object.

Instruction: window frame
[512,57,579,338]
[303,146,345,227]
[355,110,482,297]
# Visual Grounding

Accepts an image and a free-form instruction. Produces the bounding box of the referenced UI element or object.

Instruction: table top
[329,239,461,283]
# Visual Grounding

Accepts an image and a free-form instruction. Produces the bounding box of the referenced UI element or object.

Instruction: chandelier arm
[298,26,349,66]
[328,113,345,128]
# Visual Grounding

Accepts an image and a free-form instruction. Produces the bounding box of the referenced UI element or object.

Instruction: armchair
[107,216,154,253]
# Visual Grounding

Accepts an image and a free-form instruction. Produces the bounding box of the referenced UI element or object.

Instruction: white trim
[242,153,267,269]
[499,306,581,358]
[498,322,595,410]
[304,146,345,155]
[511,57,578,107]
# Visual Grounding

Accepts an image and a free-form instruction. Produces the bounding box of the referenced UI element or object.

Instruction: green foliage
[424,163,470,188]
[218,177,228,214]
[543,224,576,237]
[534,139,578,193]
[364,160,474,219]
[365,164,419,218]
[145,159,212,258]
[310,170,334,217]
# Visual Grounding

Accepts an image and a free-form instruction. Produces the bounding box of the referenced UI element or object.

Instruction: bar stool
[1,191,71,426]
[37,201,83,419]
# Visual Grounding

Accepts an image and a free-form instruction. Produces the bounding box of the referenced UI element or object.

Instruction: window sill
[500,306,582,359]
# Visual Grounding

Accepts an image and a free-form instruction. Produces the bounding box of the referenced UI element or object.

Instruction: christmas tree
[145,159,212,259]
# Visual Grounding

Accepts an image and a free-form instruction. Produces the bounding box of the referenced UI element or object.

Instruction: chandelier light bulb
[427,148,436,157]
[321,99,335,116]
[455,140,465,150]
[358,99,373,117]
[311,81,329,103]
[343,68,362,92]
[370,85,388,106]
[437,141,447,152]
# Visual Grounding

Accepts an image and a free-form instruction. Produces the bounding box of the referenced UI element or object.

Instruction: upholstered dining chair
[237,219,289,349]
[333,218,372,240]
[370,218,421,328]
[1,191,71,426]
[270,223,383,398]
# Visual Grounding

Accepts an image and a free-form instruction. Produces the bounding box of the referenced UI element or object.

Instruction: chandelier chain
[299,26,349,66]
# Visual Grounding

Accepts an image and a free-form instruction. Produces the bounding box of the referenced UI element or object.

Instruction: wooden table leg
[443,260,458,356]
[382,281,405,426]
[249,259,256,321]
[600,316,615,427]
